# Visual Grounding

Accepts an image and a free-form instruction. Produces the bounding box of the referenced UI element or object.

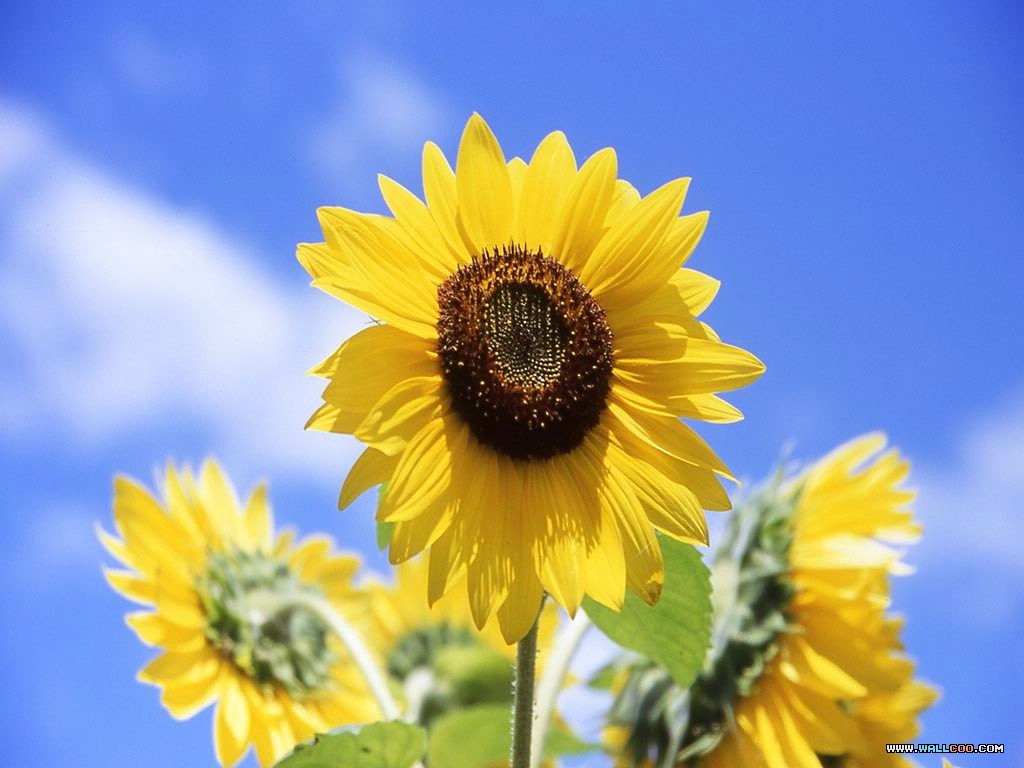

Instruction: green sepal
[376,520,394,550]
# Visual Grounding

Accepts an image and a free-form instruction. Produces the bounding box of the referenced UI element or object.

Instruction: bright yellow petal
[338,448,396,510]
[353,375,442,456]
[552,147,618,273]
[421,141,468,263]
[314,207,438,338]
[455,113,513,253]
[581,177,690,300]
[378,174,460,279]
[515,130,577,251]
[214,675,251,767]
[309,324,436,436]
[378,412,461,523]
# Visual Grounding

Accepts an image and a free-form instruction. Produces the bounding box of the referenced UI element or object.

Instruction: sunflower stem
[529,612,592,768]
[511,607,542,768]
[257,590,401,721]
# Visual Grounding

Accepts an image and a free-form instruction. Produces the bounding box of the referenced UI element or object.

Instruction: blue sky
[2,2,1022,766]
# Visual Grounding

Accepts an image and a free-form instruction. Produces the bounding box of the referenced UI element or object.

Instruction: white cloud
[0,99,365,483]
[306,51,449,189]
[912,386,1024,627]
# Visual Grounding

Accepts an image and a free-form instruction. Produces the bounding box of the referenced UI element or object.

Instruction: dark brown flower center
[437,245,613,460]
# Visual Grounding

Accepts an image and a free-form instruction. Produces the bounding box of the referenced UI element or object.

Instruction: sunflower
[99,460,378,767]
[605,434,935,768]
[362,557,558,725]
[842,619,939,768]
[299,113,764,642]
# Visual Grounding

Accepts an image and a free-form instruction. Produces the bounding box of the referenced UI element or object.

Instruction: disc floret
[437,245,614,460]
[198,548,336,699]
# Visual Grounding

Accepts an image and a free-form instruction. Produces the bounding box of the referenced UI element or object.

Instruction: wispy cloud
[912,385,1024,627]
[306,50,449,190]
[0,99,364,483]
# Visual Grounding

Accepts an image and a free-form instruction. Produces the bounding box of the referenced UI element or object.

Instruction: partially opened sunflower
[99,460,377,767]
[606,434,936,768]
[299,113,764,642]
[363,557,558,725]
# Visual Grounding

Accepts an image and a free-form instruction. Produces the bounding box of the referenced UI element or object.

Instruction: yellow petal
[552,147,618,273]
[242,484,272,552]
[427,525,466,606]
[314,207,438,338]
[455,113,513,253]
[608,398,734,479]
[465,451,515,628]
[160,662,224,720]
[354,376,442,456]
[605,179,641,228]
[497,565,545,644]
[616,336,766,397]
[516,130,577,251]
[113,476,197,577]
[214,675,251,767]
[296,241,344,281]
[389,496,456,564]
[310,324,436,435]
[422,141,468,263]
[338,448,395,510]
[581,177,690,300]
[589,448,663,605]
[104,568,155,604]
[672,268,720,316]
[378,413,462,523]
[378,174,460,279]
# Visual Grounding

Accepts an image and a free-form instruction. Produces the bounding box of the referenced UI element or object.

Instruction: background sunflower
[100,460,378,766]
[362,557,559,724]
[606,435,936,768]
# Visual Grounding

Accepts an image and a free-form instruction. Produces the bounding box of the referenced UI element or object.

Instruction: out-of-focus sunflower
[362,557,558,725]
[299,112,764,642]
[606,434,936,768]
[842,618,939,768]
[99,460,377,767]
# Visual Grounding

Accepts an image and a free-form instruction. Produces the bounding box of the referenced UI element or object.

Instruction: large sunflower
[363,557,558,725]
[299,113,764,642]
[606,434,935,768]
[99,460,377,767]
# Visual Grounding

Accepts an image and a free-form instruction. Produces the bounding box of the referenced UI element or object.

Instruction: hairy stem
[511,608,542,768]
[529,612,592,768]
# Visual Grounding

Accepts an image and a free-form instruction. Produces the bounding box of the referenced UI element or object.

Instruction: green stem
[529,613,592,768]
[510,608,542,768]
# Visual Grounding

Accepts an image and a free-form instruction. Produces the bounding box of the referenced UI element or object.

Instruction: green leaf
[427,705,597,768]
[274,721,426,768]
[583,535,711,689]
[376,520,394,550]
[544,725,597,756]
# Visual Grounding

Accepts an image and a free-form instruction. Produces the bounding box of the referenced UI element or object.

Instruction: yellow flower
[842,618,939,768]
[99,460,377,767]
[299,112,764,642]
[605,435,934,768]
[700,434,934,768]
[363,557,558,724]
